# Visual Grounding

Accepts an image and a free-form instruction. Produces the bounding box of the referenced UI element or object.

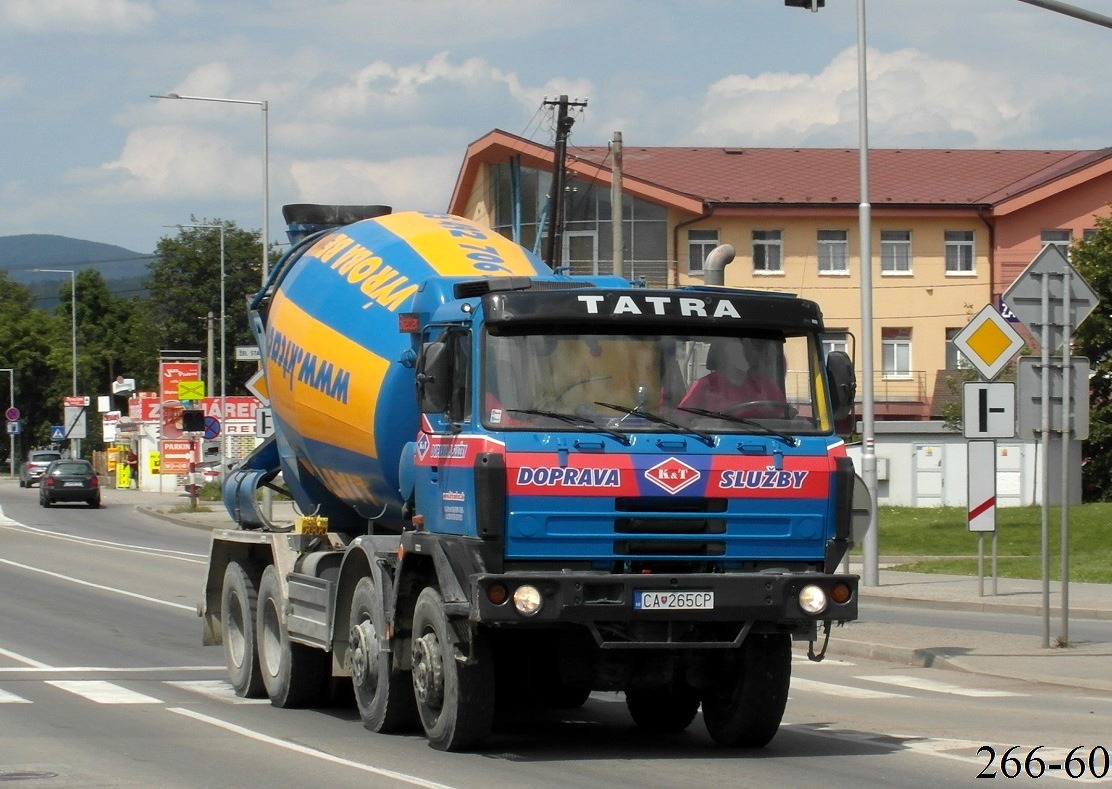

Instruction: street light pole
[151,92,270,281]
[31,268,79,458]
[167,224,227,482]
[1,368,14,476]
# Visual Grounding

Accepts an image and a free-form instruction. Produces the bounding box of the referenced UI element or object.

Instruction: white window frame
[822,330,849,357]
[1041,229,1071,256]
[687,228,718,275]
[752,230,783,274]
[817,229,849,275]
[945,328,972,370]
[881,328,912,380]
[880,230,912,275]
[944,230,975,275]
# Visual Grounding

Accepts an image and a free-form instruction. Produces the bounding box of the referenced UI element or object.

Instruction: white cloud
[0,0,154,32]
[94,125,262,200]
[694,47,1031,148]
[289,155,460,213]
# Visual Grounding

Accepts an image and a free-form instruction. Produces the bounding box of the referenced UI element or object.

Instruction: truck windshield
[481,330,833,435]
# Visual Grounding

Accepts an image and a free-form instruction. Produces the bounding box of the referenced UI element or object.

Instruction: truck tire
[221,561,265,698]
[701,633,791,748]
[626,682,700,733]
[349,576,417,732]
[411,587,495,751]
[256,564,328,708]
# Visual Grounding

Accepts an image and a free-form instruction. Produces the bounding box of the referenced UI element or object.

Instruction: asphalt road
[2,482,1109,788]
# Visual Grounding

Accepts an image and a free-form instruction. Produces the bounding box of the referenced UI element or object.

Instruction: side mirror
[826,350,857,421]
[417,341,452,414]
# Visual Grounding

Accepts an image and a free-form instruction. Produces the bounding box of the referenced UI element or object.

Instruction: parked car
[39,459,101,508]
[19,450,63,488]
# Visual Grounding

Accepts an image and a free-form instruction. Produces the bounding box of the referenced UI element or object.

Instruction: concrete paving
[78,484,1112,695]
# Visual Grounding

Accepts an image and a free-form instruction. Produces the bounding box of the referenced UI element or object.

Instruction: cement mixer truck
[201,205,866,751]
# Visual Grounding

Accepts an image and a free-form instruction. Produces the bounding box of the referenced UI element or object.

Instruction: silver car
[19,450,63,488]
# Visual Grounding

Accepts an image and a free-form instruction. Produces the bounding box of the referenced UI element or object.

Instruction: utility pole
[611,131,624,276]
[543,95,588,268]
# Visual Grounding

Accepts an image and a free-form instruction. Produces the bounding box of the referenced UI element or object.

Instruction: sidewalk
[101,484,1112,696]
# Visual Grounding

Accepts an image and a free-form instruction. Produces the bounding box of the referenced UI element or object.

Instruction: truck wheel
[627,682,700,733]
[701,633,791,748]
[221,561,265,698]
[411,587,495,751]
[257,564,328,708]
[349,576,417,732]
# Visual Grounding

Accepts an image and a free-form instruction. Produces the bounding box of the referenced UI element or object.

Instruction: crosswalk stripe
[856,674,1026,698]
[164,680,269,704]
[46,680,162,704]
[792,654,857,667]
[0,688,31,704]
[791,676,910,699]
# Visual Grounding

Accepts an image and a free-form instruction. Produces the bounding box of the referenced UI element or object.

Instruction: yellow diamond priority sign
[952,304,1025,380]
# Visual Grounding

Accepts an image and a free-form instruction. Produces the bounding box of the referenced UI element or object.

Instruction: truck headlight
[512,585,542,616]
[798,584,828,615]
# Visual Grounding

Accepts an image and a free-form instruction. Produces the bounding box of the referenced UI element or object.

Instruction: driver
[678,338,785,417]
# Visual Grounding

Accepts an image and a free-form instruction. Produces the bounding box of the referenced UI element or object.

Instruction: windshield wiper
[507,408,630,445]
[676,406,796,447]
[595,402,716,446]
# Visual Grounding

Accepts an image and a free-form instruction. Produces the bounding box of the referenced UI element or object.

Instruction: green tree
[1071,210,1112,500]
[0,271,59,457]
[146,219,268,394]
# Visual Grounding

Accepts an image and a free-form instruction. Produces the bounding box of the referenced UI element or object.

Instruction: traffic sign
[1001,244,1098,352]
[5,421,19,435]
[951,304,1025,380]
[1016,357,1090,440]
[255,407,275,438]
[178,380,206,400]
[236,345,261,361]
[50,425,66,442]
[246,370,270,406]
[962,382,1015,439]
[967,440,996,533]
[203,415,221,440]
[4,406,18,421]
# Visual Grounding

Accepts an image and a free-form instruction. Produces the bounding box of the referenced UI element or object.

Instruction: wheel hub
[349,619,378,688]
[412,633,444,709]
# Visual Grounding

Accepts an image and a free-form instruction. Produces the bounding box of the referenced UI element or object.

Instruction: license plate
[63,482,82,487]
[633,590,714,610]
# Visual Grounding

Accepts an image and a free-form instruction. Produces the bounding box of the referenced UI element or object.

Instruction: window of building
[881,230,912,274]
[882,328,912,379]
[945,328,972,370]
[688,229,718,275]
[753,230,783,273]
[822,330,849,357]
[1042,229,1071,252]
[817,229,849,274]
[1083,228,1098,242]
[944,230,975,274]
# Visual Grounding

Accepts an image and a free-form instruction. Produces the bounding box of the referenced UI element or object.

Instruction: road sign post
[1002,244,1097,648]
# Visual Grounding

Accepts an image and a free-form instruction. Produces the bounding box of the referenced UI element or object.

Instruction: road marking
[0,665,221,675]
[169,707,460,788]
[0,646,53,669]
[47,680,162,704]
[0,556,195,612]
[0,688,31,703]
[857,674,1026,697]
[792,654,856,666]
[0,520,206,562]
[165,680,270,704]
[791,676,910,699]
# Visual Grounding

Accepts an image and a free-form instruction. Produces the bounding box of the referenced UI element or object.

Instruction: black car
[39,459,101,508]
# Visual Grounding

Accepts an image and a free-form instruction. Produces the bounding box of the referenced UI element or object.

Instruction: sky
[1,0,1110,257]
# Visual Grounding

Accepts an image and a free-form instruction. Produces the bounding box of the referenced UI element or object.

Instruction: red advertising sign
[131,396,264,424]
[160,439,197,475]
[160,361,201,402]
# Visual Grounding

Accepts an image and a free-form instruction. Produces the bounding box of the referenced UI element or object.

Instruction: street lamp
[166,223,227,483]
[787,0,878,585]
[151,92,270,282]
[1,368,13,476]
[31,268,80,458]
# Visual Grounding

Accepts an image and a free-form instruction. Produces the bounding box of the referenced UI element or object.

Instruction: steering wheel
[725,400,796,418]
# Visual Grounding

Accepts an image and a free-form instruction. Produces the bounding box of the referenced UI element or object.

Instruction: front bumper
[471,571,858,627]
